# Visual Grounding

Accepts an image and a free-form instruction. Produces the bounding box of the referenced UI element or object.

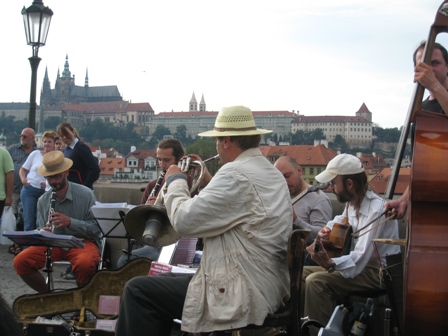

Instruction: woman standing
[19,131,57,231]
[56,122,100,190]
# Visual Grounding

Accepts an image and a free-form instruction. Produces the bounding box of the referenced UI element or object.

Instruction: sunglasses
[45,173,64,180]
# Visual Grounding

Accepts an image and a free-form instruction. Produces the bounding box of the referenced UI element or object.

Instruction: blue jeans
[20,185,45,231]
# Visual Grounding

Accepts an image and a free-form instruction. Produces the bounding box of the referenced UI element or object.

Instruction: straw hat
[38,151,73,176]
[198,105,272,137]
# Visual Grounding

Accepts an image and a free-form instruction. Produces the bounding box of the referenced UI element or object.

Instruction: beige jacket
[164,148,292,332]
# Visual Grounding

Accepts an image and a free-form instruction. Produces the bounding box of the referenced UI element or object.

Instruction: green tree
[44,116,63,131]
[329,134,349,153]
[187,138,221,175]
[373,126,401,143]
[174,124,187,143]
[151,125,171,142]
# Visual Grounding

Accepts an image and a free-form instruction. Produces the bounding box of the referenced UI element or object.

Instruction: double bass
[385,1,448,334]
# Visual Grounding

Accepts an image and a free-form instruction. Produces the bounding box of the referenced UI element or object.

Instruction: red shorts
[14,241,101,285]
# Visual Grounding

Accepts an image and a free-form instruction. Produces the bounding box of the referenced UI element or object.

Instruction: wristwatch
[327,262,336,273]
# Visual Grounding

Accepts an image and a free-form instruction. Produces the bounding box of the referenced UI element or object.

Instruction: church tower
[55,55,75,105]
[189,92,197,111]
[199,94,206,111]
[40,67,52,106]
[355,102,372,122]
[85,68,89,87]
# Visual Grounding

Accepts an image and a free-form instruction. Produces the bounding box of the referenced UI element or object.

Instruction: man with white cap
[116,106,293,336]
[301,153,400,336]
[13,151,102,293]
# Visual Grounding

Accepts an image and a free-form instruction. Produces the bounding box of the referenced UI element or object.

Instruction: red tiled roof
[259,144,338,165]
[99,157,126,175]
[127,102,153,111]
[369,167,410,195]
[357,102,371,113]
[79,101,129,112]
[156,110,294,117]
[127,149,157,160]
[291,115,369,123]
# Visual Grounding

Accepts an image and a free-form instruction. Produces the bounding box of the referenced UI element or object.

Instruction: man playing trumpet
[116,106,293,336]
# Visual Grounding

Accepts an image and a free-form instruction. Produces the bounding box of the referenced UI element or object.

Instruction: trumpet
[125,154,220,247]
[46,189,57,232]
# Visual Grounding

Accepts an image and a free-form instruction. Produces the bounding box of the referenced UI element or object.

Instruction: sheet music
[2,229,85,248]
[92,202,136,238]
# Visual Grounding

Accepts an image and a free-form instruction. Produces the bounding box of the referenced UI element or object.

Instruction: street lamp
[22,0,53,130]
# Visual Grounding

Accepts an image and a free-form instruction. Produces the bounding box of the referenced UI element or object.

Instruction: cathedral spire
[61,54,72,79]
[199,94,206,112]
[189,92,197,111]
[85,68,89,87]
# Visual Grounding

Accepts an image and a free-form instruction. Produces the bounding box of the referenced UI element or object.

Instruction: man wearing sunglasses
[13,151,102,293]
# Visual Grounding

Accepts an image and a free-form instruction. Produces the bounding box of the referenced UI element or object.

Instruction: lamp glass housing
[22,1,53,47]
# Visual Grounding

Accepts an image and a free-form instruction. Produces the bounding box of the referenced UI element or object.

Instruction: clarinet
[46,189,57,232]
[148,170,167,199]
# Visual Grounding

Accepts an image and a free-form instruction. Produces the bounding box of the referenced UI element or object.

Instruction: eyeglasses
[45,173,64,180]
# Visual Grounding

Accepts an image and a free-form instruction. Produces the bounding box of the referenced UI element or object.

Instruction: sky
[2,0,448,129]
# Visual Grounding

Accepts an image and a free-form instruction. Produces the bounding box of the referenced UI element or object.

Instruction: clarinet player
[13,151,102,293]
[116,138,212,268]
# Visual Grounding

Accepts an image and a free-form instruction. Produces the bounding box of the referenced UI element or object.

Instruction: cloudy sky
[1,0,448,128]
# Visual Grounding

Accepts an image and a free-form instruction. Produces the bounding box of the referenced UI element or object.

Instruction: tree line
[1,113,402,158]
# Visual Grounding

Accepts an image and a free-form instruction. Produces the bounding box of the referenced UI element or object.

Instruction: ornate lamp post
[22,0,53,130]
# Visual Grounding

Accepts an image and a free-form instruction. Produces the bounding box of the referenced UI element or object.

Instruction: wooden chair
[214,229,310,336]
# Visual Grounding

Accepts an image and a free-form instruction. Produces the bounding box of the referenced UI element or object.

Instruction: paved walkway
[0,243,75,309]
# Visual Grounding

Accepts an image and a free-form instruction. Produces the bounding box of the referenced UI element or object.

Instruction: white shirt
[327,190,400,278]
[21,150,46,189]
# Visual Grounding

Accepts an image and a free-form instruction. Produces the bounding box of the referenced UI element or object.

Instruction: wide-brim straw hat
[38,151,73,176]
[198,105,272,137]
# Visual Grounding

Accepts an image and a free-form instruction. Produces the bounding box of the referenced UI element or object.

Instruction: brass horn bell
[124,204,181,247]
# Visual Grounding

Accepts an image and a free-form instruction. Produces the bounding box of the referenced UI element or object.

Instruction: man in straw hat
[301,153,400,336]
[116,106,293,336]
[14,151,102,293]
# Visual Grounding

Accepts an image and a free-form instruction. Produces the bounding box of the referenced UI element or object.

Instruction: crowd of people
[1,37,446,336]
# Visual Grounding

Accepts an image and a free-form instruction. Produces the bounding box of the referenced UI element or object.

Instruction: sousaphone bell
[124,155,219,247]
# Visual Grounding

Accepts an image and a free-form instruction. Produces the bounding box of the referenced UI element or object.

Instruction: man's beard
[335,187,352,203]
[50,179,67,191]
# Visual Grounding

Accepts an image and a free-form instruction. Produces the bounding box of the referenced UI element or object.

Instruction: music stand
[3,230,85,291]
[91,203,135,263]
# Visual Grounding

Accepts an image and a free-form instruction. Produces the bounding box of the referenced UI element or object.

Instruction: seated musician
[301,153,400,336]
[117,138,211,268]
[115,105,293,336]
[274,156,332,245]
[13,151,103,293]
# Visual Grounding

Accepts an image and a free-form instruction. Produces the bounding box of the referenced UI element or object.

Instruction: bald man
[274,156,332,246]
[7,128,36,216]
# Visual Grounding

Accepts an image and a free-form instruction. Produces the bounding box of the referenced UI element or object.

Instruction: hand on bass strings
[384,186,408,219]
